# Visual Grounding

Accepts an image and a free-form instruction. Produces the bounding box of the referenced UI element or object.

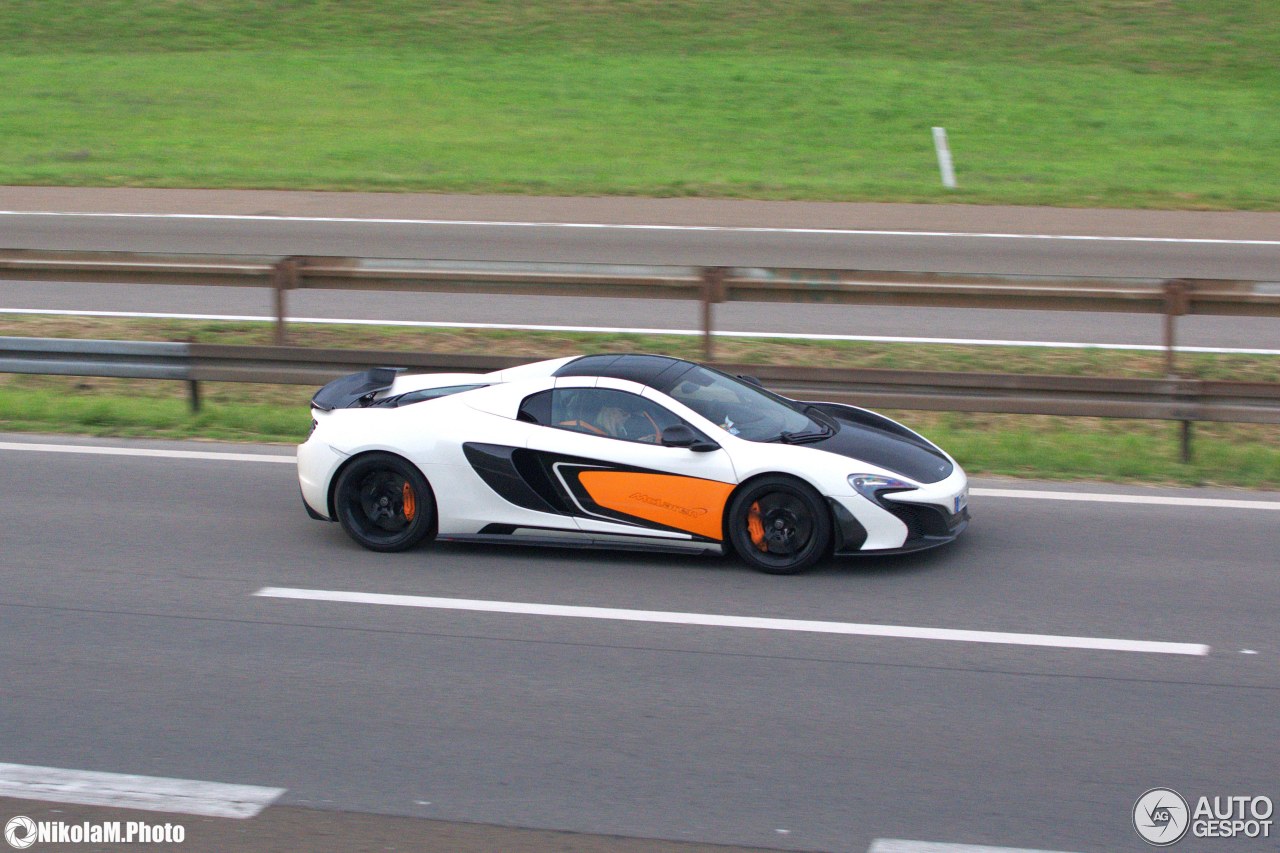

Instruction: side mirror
[661,424,720,452]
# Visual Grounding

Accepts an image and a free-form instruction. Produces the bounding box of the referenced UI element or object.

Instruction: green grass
[920,413,1280,488]
[1,1,1277,207]
[0,384,310,443]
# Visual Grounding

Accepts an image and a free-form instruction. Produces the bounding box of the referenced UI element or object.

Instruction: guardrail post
[1164,279,1193,461]
[187,379,201,413]
[1162,279,1191,376]
[272,257,300,346]
[701,267,727,361]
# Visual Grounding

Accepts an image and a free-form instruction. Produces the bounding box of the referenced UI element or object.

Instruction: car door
[522,379,739,544]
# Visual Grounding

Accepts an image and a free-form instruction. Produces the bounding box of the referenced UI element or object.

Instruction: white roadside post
[932,126,957,189]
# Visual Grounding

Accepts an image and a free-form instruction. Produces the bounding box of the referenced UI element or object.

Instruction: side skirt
[439,526,723,556]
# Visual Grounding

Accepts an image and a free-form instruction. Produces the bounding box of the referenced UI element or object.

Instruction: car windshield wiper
[778,405,838,443]
[778,431,827,444]
[777,423,833,444]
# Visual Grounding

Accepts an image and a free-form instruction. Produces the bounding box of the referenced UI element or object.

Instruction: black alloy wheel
[333,452,436,552]
[726,475,831,574]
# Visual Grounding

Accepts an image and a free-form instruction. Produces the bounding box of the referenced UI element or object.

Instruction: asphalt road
[2,433,1277,852]
[1,188,1279,347]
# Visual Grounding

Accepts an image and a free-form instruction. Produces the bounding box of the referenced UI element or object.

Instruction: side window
[550,388,683,444]
[517,389,553,425]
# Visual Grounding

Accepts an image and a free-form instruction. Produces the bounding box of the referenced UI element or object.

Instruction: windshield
[662,366,825,442]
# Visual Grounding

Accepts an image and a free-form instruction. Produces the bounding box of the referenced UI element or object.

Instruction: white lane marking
[254,587,1209,656]
[4,307,1279,356]
[0,441,295,463]
[3,443,1279,513]
[972,487,1280,511]
[0,762,285,819]
[869,841,1083,853]
[2,209,1279,246]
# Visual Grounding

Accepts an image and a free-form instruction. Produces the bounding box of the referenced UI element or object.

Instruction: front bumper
[830,464,969,554]
[847,505,969,555]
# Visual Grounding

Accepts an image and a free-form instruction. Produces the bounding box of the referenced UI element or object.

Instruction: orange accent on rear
[747,501,768,551]
[402,482,417,521]
[577,471,734,540]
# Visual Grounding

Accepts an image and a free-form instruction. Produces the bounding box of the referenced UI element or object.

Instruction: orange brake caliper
[747,502,768,552]
[402,482,417,521]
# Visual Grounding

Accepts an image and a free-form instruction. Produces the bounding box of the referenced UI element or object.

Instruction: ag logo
[1134,788,1190,846]
[4,816,36,850]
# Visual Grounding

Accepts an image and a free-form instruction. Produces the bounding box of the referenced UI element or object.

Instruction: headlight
[849,473,916,503]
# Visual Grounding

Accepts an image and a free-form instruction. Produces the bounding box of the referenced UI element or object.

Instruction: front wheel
[726,476,831,574]
[333,453,436,552]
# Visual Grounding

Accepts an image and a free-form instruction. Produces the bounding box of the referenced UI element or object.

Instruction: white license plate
[953,488,969,514]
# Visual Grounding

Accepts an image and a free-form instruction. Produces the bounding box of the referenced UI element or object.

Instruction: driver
[555,390,662,443]
[596,405,630,437]
[597,404,660,443]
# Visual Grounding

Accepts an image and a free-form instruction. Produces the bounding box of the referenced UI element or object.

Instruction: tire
[333,452,436,552]
[726,475,831,574]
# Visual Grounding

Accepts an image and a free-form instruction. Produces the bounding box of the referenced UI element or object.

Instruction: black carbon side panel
[462,443,568,515]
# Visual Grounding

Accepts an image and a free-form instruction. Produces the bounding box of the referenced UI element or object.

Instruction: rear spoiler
[311,367,404,411]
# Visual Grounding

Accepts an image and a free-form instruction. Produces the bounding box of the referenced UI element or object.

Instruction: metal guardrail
[4,339,1277,464]
[5,249,1279,311]
[186,344,518,385]
[3,249,1279,369]
[731,362,1280,425]
[0,336,191,380]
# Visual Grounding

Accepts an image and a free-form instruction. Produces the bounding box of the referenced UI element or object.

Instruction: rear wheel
[726,476,830,574]
[333,453,436,552]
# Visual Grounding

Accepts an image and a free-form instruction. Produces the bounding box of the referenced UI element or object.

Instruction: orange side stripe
[578,471,734,540]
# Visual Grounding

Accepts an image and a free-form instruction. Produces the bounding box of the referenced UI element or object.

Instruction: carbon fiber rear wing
[310,367,404,411]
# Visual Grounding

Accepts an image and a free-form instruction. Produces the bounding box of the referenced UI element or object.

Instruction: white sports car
[298,354,969,574]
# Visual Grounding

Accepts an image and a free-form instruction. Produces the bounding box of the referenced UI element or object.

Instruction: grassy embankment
[0,1,1277,208]
[2,316,1278,489]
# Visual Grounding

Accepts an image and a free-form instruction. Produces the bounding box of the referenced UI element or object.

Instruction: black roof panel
[553,354,693,387]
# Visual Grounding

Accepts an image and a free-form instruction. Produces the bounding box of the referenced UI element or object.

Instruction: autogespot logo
[1134,788,1191,846]
[4,817,36,850]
